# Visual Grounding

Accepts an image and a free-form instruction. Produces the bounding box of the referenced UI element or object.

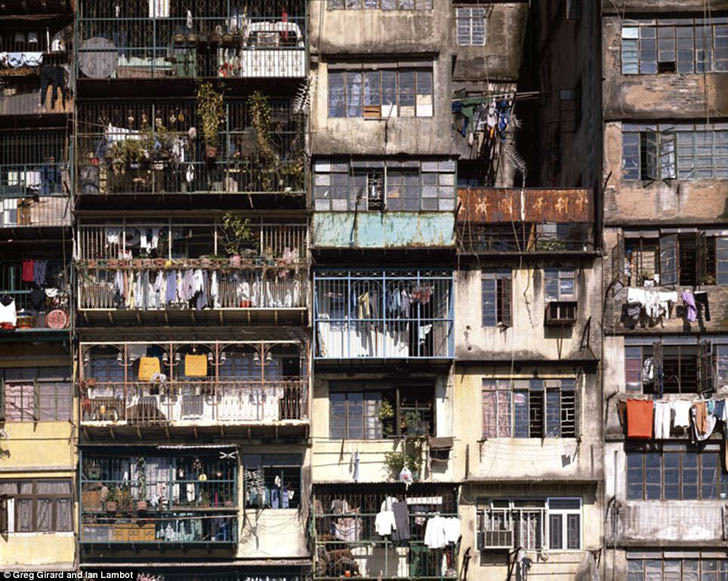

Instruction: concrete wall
[455,262,602,362]
[604,0,728,13]
[0,531,76,570]
[453,369,602,482]
[310,372,456,483]
[238,508,309,559]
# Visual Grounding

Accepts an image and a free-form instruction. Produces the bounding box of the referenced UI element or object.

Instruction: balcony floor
[79,307,308,328]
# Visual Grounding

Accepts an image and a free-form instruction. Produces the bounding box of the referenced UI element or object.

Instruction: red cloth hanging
[626,399,654,439]
[21,259,34,283]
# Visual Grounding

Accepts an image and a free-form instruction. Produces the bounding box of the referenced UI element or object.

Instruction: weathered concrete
[312,212,455,249]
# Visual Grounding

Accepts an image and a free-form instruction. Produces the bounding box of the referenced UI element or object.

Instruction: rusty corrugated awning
[457,188,592,224]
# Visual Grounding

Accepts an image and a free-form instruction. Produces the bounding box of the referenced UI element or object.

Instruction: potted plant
[378,400,396,437]
[221,212,253,264]
[85,459,101,480]
[136,457,148,512]
[117,483,134,514]
[196,81,225,159]
[105,485,119,513]
[249,91,281,191]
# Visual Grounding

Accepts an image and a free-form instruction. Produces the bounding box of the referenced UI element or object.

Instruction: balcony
[76,97,305,199]
[314,269,453,361]
[312,484,459,580]
[80,451,237,549]
[75,220,308,326]
[0,131,71,232]
[79,340,308,438]
[457,188,594,254]
[0,21,72,115]
[77,0,306,80]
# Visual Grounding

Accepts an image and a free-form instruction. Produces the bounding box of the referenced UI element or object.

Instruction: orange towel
[138,357,160,381]
[184,354,207,377]
[626,399,653,439]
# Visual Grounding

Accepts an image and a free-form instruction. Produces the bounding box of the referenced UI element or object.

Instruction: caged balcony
[76,0,307,80]
[79,340,309,438]
[0,131,71,232]
[314,269,454,361]
[75,97,305,198]
[75,219,308,326]
[312,485,460,580]
[80,451,238,549]
[457,188,595,254]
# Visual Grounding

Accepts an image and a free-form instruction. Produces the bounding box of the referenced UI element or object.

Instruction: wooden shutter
[611,233,626,294]
[696,231,707,286]
[698,340,715,396]
[659,234,678,285]
[0,495,7,539]
[500,276,512,327]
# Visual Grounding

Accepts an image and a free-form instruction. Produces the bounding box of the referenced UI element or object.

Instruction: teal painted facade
[312,212,455,249]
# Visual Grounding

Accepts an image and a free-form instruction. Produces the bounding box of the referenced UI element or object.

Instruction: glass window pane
[566,513,580,549]
[549,514,563,549]
[328,71,346,117]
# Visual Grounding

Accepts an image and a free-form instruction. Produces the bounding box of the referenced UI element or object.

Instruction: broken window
[456,6,487,46]
[482,379,576,439]
[482,269,512,327]
[327,67,434,118]
[622,20,728,74]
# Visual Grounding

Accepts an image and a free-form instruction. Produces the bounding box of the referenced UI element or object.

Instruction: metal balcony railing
[77,0,306,79]
[314,269,454,359]
[80,379,307,425]
[458,223,593,254]
[76,99,305,195]
[80,513,237,544]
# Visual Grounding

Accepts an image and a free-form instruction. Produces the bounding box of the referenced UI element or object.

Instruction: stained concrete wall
[604,0,728,13]
[455,261,602,363]
[309,2,528,156]
[603,123,728,224]
[603,17,728,120]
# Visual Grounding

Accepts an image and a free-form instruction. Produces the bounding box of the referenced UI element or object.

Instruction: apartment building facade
[601,0,728,579]
[0,0,75,571]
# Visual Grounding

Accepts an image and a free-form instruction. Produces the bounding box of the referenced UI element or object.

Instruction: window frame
[544,268,576,301]
[329,381,435,440]
[622,122,728,181]
[621,20,728,75]
[241,454,302,510]
[1,373,72,423]
[481,268,512,327]
[0,479,73,533]
[626,446,727,501]
[481,378,576,439]
[627,555,728,580]
[328,67,434,119]
[455,6,487,46]
[328,0,433,9]
[476,497,582,551]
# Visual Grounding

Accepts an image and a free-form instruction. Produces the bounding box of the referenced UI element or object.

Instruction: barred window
[627,447,728,500]
[241,454,302,510]
[622,123,728,181]
[456,7,487,46]
[482,379,576,439]
[0,479,73,533]
[624,343,714,394]
[328,67,433,118]
[622,20,728,75]
[482,269,511,327]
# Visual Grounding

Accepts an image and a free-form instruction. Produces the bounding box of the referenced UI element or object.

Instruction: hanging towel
[184,354,207,377]
[672,401,692,429]
[653,401,671,439]
[138,356,160,381]
[626,399,653,439]
[21,259,34,283]
[33,259,48,286]
[682,290,697,322]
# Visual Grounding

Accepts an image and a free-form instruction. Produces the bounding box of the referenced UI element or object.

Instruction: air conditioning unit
[477,528,515,551]
[544,301,578,326]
